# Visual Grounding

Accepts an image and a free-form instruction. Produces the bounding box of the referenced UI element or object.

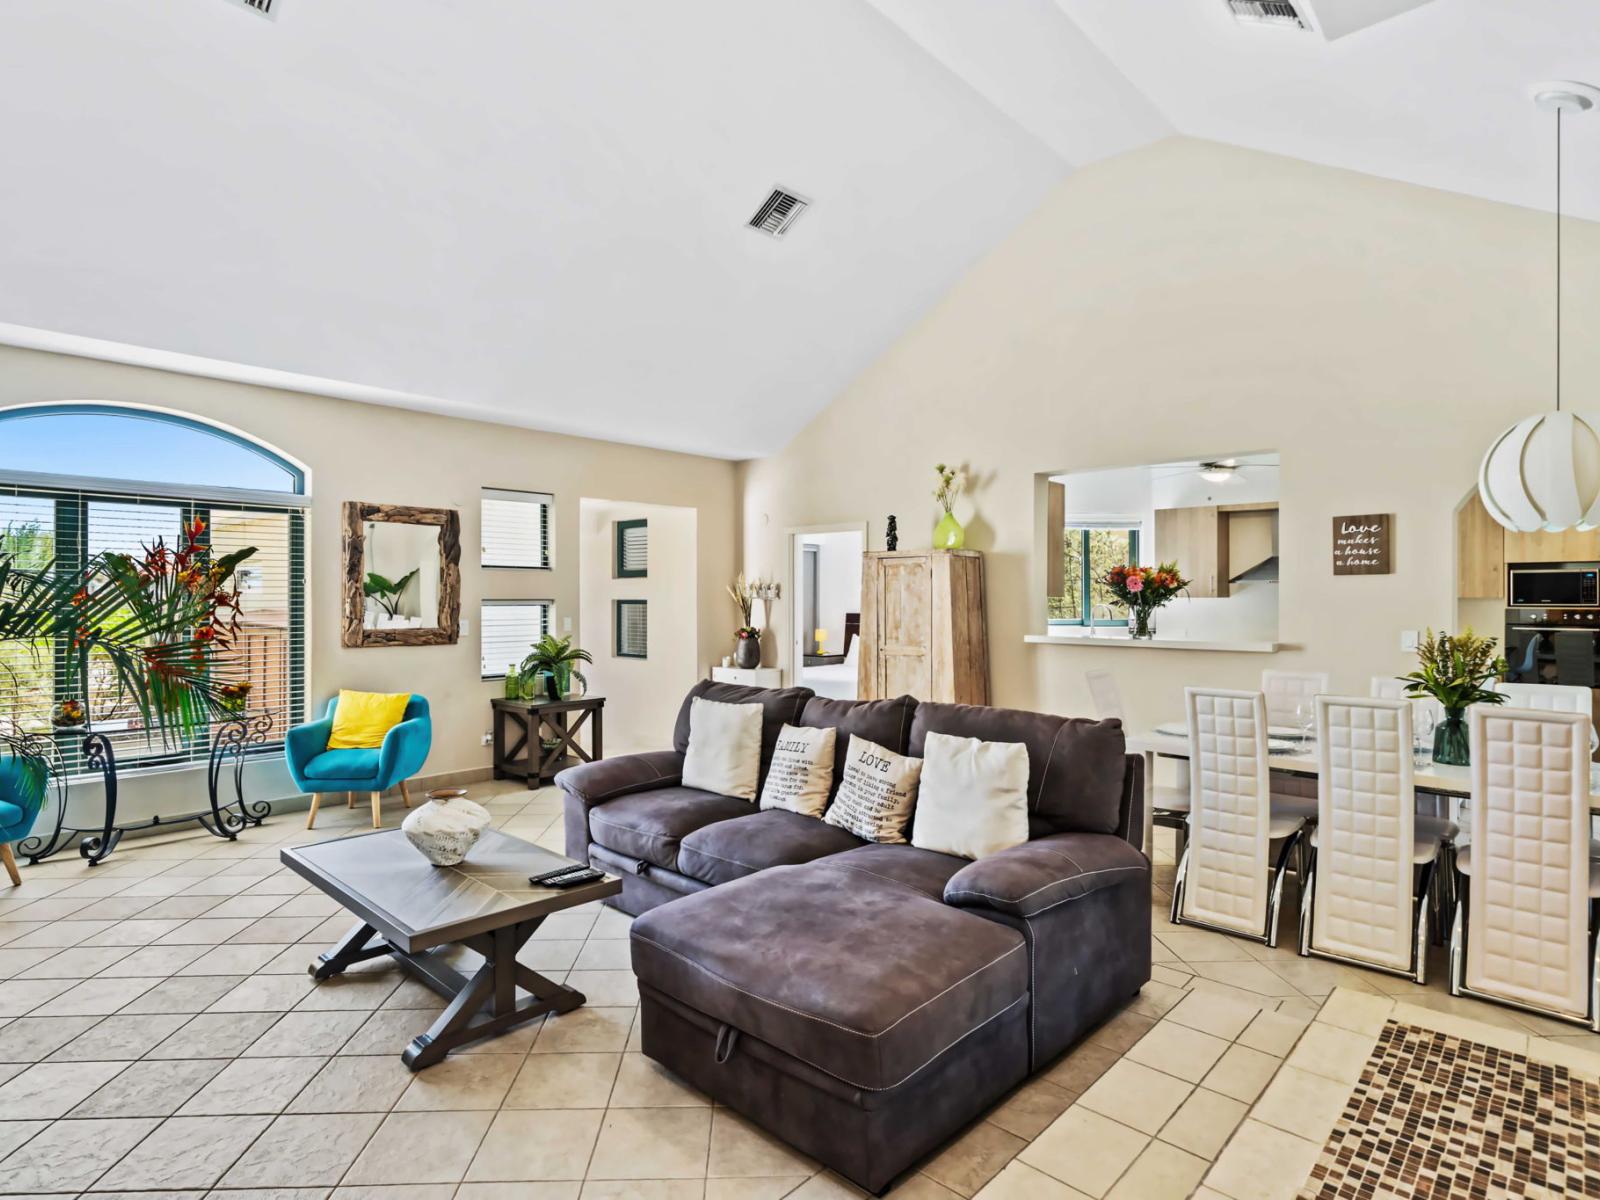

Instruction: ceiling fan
[1150,460,1280,484]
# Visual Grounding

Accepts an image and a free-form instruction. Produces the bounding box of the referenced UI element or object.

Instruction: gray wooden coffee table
[281,827,621,1069]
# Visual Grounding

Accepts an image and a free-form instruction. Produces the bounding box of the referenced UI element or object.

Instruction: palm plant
[520,634,593,701]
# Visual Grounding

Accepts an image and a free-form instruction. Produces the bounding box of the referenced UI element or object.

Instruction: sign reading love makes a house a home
[1332,514,1392,575]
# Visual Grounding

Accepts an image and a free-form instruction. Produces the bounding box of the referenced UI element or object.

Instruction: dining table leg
[1140,750,1156,860]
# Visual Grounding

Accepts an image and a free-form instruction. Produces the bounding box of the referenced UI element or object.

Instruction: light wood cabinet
[1456,492,1506,600]
[858,550,988,704]
[1154,505,1225,597]
[1503,525,1600,565]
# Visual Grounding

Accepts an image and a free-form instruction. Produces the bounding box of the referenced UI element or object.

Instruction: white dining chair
[1086,670,1193,860]
[1478,682,1598,858]
[1170,688,1308,946]
[1299,697,1442,982]
[1261,670,1329,823]
[1449,705,1600,1031]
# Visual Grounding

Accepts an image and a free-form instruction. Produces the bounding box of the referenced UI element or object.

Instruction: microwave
[1507,565,1600,608]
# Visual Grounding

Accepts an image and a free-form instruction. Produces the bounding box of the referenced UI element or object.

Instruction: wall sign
[1332,514,1392,575]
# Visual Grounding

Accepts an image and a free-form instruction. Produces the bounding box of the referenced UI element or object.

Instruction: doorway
[789,526,864,700]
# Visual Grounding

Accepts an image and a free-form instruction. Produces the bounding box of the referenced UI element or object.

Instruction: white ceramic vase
[402,789,491,866]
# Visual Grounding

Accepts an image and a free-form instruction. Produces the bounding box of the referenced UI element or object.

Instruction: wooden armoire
[857,549,989,704]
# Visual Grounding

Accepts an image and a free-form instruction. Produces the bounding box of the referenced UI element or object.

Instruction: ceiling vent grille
[223,0,275,17]
[748,189,810,238]
[1224,0,1308,29]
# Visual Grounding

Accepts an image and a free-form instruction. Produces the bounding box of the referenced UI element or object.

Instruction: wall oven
[1507,564,1600,609]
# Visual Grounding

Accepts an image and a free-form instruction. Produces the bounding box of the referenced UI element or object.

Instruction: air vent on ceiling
[223,0,275,17]
[748,188,810,238]
[1224,0,1308,29]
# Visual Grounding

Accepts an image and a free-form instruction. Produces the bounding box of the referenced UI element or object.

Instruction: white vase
[402,789,491,866]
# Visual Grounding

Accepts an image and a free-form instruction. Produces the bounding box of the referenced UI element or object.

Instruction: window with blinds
[615,600,648,659]
[0,485,307,770]
[616,519,647,578]
[481,488,553,570]
[481,599,553,678]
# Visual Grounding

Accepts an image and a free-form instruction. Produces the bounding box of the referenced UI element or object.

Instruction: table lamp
[813,628,827,655]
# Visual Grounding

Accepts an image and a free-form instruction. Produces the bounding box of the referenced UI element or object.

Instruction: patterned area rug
[1299,1019,1600,1199]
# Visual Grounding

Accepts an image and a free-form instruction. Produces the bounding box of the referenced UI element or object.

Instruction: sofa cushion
[942,832,1149,919]
[674,681,813,788]
[909,702,1126,835]
[799,694,918,796]
[587,787,755,872]
[824,843,967,899]
[678,809,864,887]
[630,861,1028,1091]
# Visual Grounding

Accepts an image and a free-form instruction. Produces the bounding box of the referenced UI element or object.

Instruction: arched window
[0,403,308,767]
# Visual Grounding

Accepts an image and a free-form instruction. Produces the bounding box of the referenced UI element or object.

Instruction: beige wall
[0,345,737,817]
[740,137,1600,730]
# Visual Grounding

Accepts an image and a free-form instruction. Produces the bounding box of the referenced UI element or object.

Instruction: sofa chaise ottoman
[557,680,1150,1194]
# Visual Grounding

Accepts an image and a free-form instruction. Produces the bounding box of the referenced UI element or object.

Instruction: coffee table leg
[403,961,496,1070]
[310,921,391,981]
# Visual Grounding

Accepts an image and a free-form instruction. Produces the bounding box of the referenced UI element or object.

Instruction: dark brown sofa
[556,680,1150,1194]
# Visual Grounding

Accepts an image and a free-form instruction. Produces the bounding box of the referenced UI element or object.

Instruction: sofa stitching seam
[946,864,1144,908]
[630,932,1025,1039]
[826,861,942,899]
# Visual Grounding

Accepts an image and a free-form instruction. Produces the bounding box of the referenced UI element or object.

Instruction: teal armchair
[286,695,431,830]
[0,748,49,886]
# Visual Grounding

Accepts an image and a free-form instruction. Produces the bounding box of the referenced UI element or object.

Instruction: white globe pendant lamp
[1478,82,1600,533]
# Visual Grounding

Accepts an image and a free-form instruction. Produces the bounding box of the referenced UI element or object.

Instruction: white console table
[710,667,782,687]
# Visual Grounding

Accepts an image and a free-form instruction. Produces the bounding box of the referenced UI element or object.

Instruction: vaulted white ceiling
[0,0,1595,458]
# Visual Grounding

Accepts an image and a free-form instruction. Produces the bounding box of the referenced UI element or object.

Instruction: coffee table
[281,827,621,1069]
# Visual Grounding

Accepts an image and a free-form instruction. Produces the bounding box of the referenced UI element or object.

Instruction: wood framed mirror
[341,502,462,647]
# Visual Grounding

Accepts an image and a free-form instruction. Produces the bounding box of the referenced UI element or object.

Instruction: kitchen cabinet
[858,550,988,704]
[1456,492,1505,600]
[1503,524,1600,565]
[1154,505,1225,597]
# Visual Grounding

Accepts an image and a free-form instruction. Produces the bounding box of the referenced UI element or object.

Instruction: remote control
[530,866,605,888]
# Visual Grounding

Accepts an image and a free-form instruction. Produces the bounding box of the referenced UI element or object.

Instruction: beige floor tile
[295,972,402,1011]
[337,1187,459,1200]
[44,974,162,1015]
[1084,1011,1155,1055]
[175,942,284,975]
[1165,991,1262,1041]
[395,1051,522,1110]
[147,1010,281,1058]
[0,1013,98,1061]
[1200,1044,1281,1105]
[1077,1060,1191,1135]
[1105,1140,1207,1200]
[783,1173,868,1200]
[1527,1035,1600,1081]
[1235,1009,1310,1057]
[459,1184,582,1200]
[505,1052,623,1109]
[68,1058,227,1118]
[97,943,209,977]
[1202,1119,1322,1200]
[534,1006,636,1053]
[1313,989,1395,1038]
[0,1059,128,1118]
[887,1174,964,1200]
[1039,1042,1120,1094]
[610,1052,709,1107]
[245,1009,371,1057]
[1283,1023,1377,1086]
[706,1109,816,1178]
[986,1079,1076,1140]
[1191,961,1303,998]
[177,1054,327,1115]
[586,1108,714,1181]
[1156,1087,1248,1160]
[120,973,244,1014]
[973,1161,1091,1200]
[919,1121,1026,1199]
[566,969,642,1007]
[208,972,319,1012]
[1019,1107,1148,1200]
[221,1111,386,1187]
[1126,980,1188,1019]
[572,940,634,971]
[338,1008,436,1057]
[1123,1020,1230,1084]
[703,1178,810,1200]
[581,1181,706,1200]
[0,1118,49,1161]
[1254,1065,1352,1144]
[289,1054,416,1113]
[1156,930,1258,963]
[0,1114,160,1192]
[97,1113,274,1189]
[1387,1000,1529,1055]
[346,1110,497,1185]
[50,1011,190,1061]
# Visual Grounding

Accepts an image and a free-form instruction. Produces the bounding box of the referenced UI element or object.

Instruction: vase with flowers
[932,464,967,550]
[1098,562,1190,640]
[727,575,762,668]
[1397,629,1507,766]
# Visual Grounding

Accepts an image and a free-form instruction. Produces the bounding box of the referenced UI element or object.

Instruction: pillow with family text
[823,736,923,843]
[758,724,837,818]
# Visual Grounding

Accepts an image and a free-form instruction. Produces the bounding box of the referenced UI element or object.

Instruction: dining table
[1127,722,1600,858]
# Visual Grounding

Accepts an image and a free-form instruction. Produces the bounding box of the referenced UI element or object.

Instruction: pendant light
[1478,82,1600,533]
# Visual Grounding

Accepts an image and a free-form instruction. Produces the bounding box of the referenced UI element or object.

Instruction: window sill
[1025,633,1281,654]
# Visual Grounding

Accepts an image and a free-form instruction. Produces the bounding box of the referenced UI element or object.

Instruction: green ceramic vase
[934,510,965,550]
[1432,708,1470,766]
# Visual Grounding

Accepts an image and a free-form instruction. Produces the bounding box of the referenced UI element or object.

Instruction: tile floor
[0,779,1592,1200]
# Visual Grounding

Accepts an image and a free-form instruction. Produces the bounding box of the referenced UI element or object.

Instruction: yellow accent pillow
[327,690,411,749]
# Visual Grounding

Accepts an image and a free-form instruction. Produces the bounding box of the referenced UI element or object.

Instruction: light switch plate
[461,618,472,636]
[563,616,573,632]
[1399,629,1419,651]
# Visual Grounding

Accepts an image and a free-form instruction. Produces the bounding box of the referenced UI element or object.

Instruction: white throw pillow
[911,731,1030,860]
[759,724,837,818]
[824,736,923,844]
[682,697,763,801]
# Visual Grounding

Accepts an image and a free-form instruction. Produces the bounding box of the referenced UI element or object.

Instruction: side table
[491,695,604,785]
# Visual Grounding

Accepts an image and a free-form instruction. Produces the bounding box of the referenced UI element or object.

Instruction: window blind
[615,600,648,659]
[0,484,307,770]
[616,519,648,578]
[481,599,552,678]
[482,488,552,569]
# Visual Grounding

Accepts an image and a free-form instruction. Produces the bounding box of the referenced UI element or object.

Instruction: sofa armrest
[556,751,684,808]
[285,717,333,772]
[943,833,1149,920]
[378,716,432,784]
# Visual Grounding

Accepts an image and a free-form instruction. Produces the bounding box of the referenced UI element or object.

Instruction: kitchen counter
[1025,631,1281,654]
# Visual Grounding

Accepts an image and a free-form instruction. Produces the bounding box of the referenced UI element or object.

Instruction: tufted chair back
[1181,688,1273,936]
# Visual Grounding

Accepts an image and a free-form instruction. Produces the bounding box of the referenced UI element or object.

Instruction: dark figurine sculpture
[885,515,898,551]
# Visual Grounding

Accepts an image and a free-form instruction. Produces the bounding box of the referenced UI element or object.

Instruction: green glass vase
[1432,708,1470,766]
[934,510,965,550]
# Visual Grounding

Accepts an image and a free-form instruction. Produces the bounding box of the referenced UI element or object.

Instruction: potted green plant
[1398,629,1507,766]
[728,575,761,668]
[363,568,418,627]
[933,463,967,550]
[520,634,593,703]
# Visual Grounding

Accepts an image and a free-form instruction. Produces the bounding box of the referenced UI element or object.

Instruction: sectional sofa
[556,680,1151,1194]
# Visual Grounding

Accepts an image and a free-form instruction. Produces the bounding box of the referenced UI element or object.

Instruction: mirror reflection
[363,521,443,631]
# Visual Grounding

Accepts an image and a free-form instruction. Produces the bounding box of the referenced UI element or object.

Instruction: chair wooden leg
[400,779,413,808]
[371,791,382,829]
[347,791,355,808]
[0,843,20,887]
[305,794,321,831]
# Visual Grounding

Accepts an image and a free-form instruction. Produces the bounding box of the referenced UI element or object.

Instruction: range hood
[1229,555,1279,584]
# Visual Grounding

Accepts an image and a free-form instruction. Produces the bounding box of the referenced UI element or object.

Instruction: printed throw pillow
[681,697,763,801]
[824,736,923,844]
[759,724,837,818]
[911,731,1030,860]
